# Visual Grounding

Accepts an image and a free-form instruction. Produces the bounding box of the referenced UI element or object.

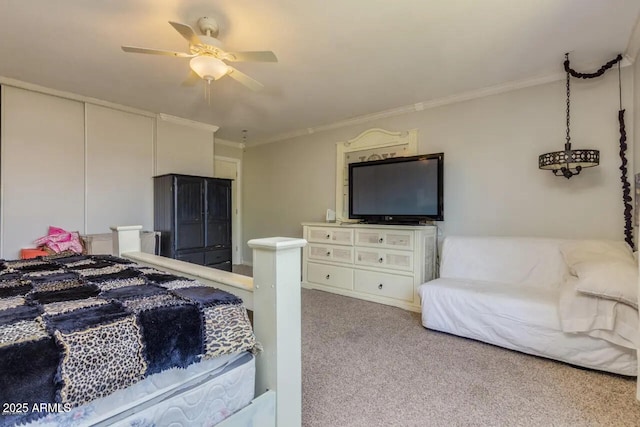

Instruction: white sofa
[418,236,638,376]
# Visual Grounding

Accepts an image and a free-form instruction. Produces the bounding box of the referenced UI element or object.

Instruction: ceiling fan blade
[226,67,264,91]
[169,21,202,46]
[182,70,201,86]
[225,51,278,62]
[121,45,193,57]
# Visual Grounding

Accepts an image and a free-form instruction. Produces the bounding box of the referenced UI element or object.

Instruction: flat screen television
[348,153,444,223]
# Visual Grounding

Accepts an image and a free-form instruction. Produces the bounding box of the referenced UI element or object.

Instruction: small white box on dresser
[302,222,437,312]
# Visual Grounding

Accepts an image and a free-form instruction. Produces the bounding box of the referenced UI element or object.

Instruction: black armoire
[154,174,232,271]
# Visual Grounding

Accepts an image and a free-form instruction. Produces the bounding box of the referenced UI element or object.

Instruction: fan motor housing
[197,16,219,37]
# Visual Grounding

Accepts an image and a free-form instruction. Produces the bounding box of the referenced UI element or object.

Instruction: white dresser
[302,222,437,312]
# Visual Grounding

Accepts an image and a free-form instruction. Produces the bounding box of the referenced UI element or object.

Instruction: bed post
[110,225,143,255]
[248,237,307,427]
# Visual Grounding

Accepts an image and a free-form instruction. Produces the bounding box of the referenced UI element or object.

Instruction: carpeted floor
[301,288,640,427]
[231,264,640,426]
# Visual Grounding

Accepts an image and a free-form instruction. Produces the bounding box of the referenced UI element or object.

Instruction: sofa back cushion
[439,236,569,288]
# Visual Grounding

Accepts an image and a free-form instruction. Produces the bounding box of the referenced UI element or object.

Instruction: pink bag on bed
[34,226,84,254]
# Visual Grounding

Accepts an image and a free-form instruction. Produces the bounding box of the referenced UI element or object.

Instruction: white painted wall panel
[1,87,85,258]
[85,104,154,233]
[156,120,214,177]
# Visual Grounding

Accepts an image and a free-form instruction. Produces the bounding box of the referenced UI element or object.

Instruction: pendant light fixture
[538,53,599,179]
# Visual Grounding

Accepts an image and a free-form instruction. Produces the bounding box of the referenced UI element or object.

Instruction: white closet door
[1,87,85,259]
[85,104,154,233]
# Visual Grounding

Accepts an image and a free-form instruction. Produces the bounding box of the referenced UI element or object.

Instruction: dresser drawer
[307,263,353,290]
[355,229,413,250]
[354,247,413,272]
[354,270,414,302]
[307,227,354,245]
[308,244,354,264]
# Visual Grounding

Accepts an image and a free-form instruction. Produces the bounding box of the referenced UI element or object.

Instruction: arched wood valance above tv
[335,128,418,221]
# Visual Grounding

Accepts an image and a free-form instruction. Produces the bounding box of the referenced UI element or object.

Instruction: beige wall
[634,57,640,245]
[156,120,215,177]
[215,139,244,160]
[243,68,634,262]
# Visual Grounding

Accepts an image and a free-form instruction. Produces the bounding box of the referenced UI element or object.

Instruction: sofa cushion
[439,236,569,288]
[419,278,560,330]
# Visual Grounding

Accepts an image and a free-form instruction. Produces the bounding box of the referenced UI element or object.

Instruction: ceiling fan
[121,16,277,91]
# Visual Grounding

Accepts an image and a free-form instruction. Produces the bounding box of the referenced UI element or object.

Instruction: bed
[0,225,305,427]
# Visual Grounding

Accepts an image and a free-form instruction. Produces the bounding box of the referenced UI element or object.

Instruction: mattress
[419,278,637,375]
[24,351,255,426]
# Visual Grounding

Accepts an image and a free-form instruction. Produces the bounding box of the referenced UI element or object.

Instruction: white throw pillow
[572,260,638,308]
[560,240,637,308]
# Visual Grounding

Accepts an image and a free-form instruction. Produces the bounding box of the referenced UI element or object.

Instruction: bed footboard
[111,226,306,427]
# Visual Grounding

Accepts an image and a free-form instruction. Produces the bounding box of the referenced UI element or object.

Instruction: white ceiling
[0,0,638,145]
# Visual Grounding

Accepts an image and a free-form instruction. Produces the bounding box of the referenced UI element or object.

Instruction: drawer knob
[326,251,331,256]
[379,238,384,243]
[326,234,330,239]
[326,274,330,280]
[378,257,384,263]
[378,283,383,289]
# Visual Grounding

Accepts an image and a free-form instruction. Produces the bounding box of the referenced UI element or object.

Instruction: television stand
[301,222,437,312]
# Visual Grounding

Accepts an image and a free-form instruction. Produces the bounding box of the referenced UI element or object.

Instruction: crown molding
[251,58,633,147]
[0,76,156,118]
[215,138,245,149]
[251,72,564,147]
[157,114,219,133]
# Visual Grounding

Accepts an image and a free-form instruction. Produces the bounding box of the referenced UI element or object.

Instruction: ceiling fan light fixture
[190,56,228,80]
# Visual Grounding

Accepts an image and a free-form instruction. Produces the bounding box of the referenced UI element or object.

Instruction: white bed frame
[111,225,306,427]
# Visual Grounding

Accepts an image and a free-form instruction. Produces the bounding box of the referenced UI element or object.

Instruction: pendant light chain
[562,53,632,249]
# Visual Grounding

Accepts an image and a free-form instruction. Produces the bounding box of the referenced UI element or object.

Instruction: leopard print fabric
[43,298,107,316]
[203,304,256,359]
[56,315,147,407]
[96,277,146,291]
[23,269,66,278]
[0,318,48,347]
[122,293,187,314]
[3,259,49,269]
[76,264,127,277]
[63,259,95,268]
[156,279,200,290]
[0,296,25,311]
[30,279,84,293]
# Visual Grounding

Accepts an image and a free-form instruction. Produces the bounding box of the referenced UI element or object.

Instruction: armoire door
[205,179,231,248]
[175,176,205,250]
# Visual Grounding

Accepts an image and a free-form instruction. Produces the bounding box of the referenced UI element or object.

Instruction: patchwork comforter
[0,254,256,426]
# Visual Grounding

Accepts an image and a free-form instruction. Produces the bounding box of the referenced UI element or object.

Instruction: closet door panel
[85,104,154,233]
[1,87,85,259]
